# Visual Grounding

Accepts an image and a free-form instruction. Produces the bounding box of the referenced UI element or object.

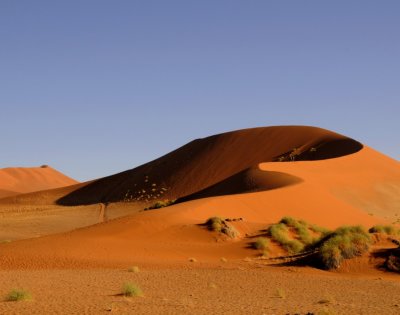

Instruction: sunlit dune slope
[0,166,78,198]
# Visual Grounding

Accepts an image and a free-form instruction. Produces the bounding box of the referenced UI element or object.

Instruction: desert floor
[0,262,399,315]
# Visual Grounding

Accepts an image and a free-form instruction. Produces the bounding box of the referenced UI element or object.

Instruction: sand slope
[0,166,78,198]
[0,126,399,244]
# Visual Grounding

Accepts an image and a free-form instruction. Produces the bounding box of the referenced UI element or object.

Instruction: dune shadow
[176,169,303,204]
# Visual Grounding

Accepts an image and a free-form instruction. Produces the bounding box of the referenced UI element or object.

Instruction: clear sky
[1,1,399,181]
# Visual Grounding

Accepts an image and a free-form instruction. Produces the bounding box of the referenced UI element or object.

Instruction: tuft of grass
[128,266,140,273]
[206,216,225,232]
[188,257,197,263]
[369,225,399,235]
[122,282,142,297]
[276,288,286,299]
[319,226,371,269]
[269,223,305,254]
[220,257,227,262]
[205,217,239,238]
[6,289,32,301]
[252,237,269,250]
[144,200,175,210]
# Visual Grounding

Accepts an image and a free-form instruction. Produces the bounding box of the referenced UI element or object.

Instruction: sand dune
[0,126,399,314]
[0,165,78,198]
[0,126,398,242]
[2,126,362,206]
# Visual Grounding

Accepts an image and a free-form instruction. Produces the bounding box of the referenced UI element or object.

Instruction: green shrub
[319,226,371,269]
[253,237,269,250]
[6,289,32,301]
[369,225,398,235]
[122,282,142,297]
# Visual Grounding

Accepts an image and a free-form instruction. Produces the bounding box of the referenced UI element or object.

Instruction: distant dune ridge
[0,165,78,198]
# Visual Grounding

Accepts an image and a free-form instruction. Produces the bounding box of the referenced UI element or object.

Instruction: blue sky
[1,1,399,181]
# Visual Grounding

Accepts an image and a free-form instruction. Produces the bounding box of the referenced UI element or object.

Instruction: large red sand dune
[0,126,399,269]
[0,165,78,198]
[1,126,363,206]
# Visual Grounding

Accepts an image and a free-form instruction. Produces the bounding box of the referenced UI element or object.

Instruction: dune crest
[52,126,362,206]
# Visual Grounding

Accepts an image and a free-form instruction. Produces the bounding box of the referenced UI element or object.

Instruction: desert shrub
[205,217,225,232]
[319,226,371,269]
[310,224,331,236]
[205,217,239,238]
[221,224,239,238]
[369,225,398,235]
[122,282,142,297]
[279,216,298,226]
[269,223,304,253]
[269,223,289,244]
[253,237,269,250]
[144,200,175,210]
[386,254,400,272]
[6,289,31,301]
[285,239,304,253]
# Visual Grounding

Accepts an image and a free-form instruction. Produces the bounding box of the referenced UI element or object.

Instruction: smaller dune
[0,166,78,198]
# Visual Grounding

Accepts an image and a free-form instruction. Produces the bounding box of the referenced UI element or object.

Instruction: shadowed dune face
[176,169,303,203]
[54,126,362,206]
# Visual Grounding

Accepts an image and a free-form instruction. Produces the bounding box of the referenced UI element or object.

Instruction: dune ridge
[50,125,362,206]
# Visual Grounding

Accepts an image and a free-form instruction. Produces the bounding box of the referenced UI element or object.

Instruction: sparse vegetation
[319,226,371,269]
[369,225,399,235]
[205,216,239,238]
[144,199,175,210]
[269,221,305,254]
[6,289,32,301]
[122,282,142,297]
[252,237,269,250]
[128,266,140,273]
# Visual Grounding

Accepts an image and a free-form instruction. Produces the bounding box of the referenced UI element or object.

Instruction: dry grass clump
[269,220,305,254]
[252,237,269,250]
[6,289,32,301]
[369,225,399,235]
[122,282,143,297]
[205,217,239,238]
[144,199,175,210]
[319,226,371,269]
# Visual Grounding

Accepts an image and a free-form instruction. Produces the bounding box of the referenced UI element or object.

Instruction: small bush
[369,225,399,235]
[144,200,175,210]
[319,226,371,269]
[205,217,239,238]
[253,237,269,250]
[6,289,32,301]
[122,282,142,297]
[206,217,224,232]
